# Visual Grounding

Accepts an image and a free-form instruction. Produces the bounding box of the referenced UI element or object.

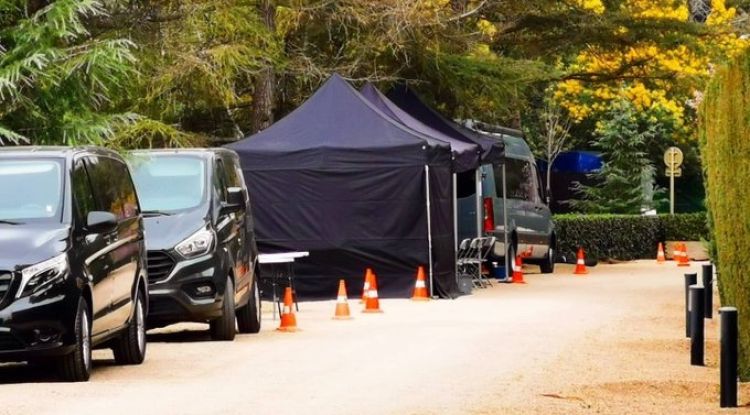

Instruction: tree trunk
[249,0,276,135]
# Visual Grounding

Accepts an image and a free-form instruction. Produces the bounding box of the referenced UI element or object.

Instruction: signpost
[664,147,684,215]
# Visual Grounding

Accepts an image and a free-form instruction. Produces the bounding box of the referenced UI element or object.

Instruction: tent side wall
[428,165,458,297]
[244,163,454,298]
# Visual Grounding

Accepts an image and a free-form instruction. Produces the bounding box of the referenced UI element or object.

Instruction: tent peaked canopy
[360,83,481,173]
[386,84,504,165]
[229,74,450,170]
[226,73,458,299]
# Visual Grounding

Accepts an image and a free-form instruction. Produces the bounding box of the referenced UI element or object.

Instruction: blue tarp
[537,151,603,174]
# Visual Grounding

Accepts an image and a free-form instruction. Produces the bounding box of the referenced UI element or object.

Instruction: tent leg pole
[425,166,434,298]
[475,168,482,239]
[453,173,458,286]
[502,163,509,279]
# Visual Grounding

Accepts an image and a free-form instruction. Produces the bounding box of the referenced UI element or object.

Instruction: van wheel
[540,243,555,274]
[505,244,516,279]
[210,277,236,341]
[57,298,91,382]
[237,276,261,334]
[112,289,147,365]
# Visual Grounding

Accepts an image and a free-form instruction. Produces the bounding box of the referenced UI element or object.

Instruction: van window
[456,170,476,199]
[87,156,139,220]
[72,160,97,223]
[0,158,63,222]
[130,155,206,212]
[213,159,229,202]
[221,155,244,189]
[494,159,537,202]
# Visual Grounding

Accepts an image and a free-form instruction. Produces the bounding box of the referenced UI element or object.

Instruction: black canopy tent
[227,74,459,299]
[360,83,484,284]
[386,85,511,276]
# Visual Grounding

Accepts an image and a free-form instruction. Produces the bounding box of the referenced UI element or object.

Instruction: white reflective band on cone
[415,280,426,288]
[577,259,585,265]
[337,295,347,302]
[367,290,378,298]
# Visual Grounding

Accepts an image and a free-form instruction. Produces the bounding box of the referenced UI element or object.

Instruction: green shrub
[554,212,708,261]
[700,49,750,380]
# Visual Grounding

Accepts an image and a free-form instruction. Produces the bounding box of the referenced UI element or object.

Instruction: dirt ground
[0,261,747,414]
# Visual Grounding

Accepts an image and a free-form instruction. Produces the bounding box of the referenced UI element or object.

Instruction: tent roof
[227,74,450,170]
[386,85,505,165]
[360,83,481,173]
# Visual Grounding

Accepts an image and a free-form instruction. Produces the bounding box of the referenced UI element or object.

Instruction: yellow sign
[664,147,684,168]
[666,167,682,177]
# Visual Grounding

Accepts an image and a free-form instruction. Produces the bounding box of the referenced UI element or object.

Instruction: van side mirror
[86,211,118,233]
[222,187,246,214]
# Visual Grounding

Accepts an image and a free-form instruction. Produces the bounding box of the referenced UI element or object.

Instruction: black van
[0,147,148,382]
[128,149,260,341]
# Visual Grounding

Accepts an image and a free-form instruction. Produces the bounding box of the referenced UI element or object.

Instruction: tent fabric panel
[360,83,481,173]
[228,75,452,169]
[386,85,505,165]
[428,165,459,298]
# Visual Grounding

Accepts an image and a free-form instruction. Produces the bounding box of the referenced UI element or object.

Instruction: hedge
[700,48,750,379]
[554,212,709,261]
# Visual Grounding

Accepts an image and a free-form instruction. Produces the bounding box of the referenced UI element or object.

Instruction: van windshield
[129,155,207,213]
[0,158,64,223]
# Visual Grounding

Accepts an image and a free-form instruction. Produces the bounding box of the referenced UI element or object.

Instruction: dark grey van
[457,133,555,275]
[128,149,260,341]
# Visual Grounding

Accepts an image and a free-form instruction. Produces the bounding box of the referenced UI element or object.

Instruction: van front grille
[0,332,23,350]
[0,272,13,305]
[147,251,175,284]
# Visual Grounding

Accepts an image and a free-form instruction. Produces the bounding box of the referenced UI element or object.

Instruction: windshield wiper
[142,210,173,217]
[0,220,22,225]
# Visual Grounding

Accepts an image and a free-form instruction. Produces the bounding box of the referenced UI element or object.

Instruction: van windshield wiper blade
[142,210,173,217]
[0,220,22,225]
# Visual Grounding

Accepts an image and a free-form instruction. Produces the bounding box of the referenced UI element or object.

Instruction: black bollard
[685,273,697,338]
[702,264,713,319]
[720,307,738,408]
[690,285,705,366]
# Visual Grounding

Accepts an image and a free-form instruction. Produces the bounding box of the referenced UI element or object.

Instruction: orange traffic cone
[360,268,372,304]
[574,248,588,275]
[411,266,430,301]
[511,255,526,284]
[656,242,666,264]
[277,287,298,332]
[678,243,691,267]
[363,272,383,313]
[333,279,352,320]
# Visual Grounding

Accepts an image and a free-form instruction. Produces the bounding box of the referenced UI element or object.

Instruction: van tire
[237,276,261,334]
[57,298,91,382]
[210,277,236,341]
[112,289,147,365]
[540,243,555,274]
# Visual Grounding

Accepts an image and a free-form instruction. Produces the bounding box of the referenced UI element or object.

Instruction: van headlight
[17,254,69,298]
[175,227,214,258]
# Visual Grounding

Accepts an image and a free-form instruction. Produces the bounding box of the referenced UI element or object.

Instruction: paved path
[0,261,719,414]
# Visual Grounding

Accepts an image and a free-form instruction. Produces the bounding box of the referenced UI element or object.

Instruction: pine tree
[571,101,662,213]
[0,0,137,145]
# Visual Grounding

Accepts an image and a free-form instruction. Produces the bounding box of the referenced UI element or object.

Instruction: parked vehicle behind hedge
[128,149,261,341]
[0,147,149,382]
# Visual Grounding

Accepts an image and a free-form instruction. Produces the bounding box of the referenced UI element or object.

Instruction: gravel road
[0,261,735,414]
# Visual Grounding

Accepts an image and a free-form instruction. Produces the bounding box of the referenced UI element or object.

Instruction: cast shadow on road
[0,359,118,384]
[146,327,213,343]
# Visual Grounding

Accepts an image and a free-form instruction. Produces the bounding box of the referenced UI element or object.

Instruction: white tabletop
[258,251,310,264]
